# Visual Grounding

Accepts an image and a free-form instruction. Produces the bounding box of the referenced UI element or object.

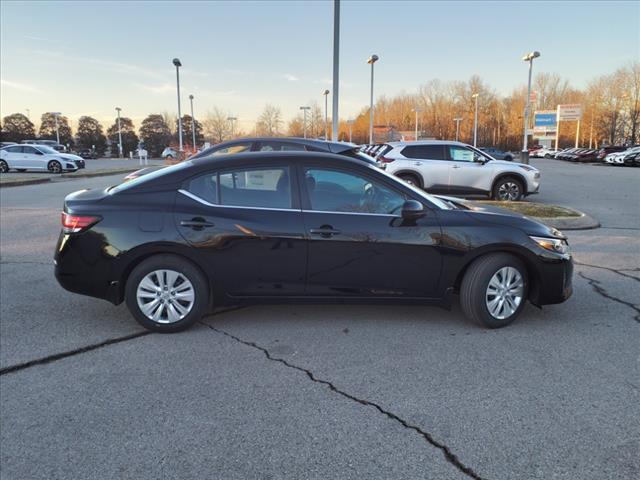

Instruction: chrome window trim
[178,189,299,212]
[302,209,398,218]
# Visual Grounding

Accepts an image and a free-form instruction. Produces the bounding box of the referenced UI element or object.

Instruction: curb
[0,168,138,188]
[0,178,51,188]
[530,211,600,231]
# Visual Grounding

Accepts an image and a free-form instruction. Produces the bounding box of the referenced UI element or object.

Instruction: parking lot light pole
[367,54,379,144]
[347,119,353,143]
[472,93,479,147]
[332,0,340,141]
[173,58,183,153]
[521,51,540,164]
[52,112,61,144]
[413,107,422,141]
[115,107,123,158]
[227,117,237,138]
[299,106,311,138]
[188,95,196,151]
[454,117,462,141]
[323,90,330,140]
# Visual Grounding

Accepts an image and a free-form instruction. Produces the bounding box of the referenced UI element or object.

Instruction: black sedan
[55,152,573,332]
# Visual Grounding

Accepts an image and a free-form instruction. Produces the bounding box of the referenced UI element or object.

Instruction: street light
[454,117,463,141]
[52,112,61,144]
[413,107,422,141]
[299,106,311,138]
[347,119,354,143]
[367,54,379,144]
[323,89,330,140]
[173,58,183,153]
[227,116,237,138]
[471,93,479,147]
[521,50,540,164]
[115,107,123,158]
[188,95,196,151]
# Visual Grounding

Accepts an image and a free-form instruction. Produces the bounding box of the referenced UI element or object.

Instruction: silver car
[379,140,540,201]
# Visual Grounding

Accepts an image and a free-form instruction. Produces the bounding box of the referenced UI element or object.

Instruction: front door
[299,164,442,298]
[446,144,489,195]
[21,145,44,169]
[175,164,307,296]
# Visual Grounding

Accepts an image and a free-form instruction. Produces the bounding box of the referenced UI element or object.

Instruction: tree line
[2,61,637,154]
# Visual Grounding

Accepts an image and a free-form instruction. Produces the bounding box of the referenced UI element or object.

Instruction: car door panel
[399,144,450,192]
[447,145,491,193]
[300,164,443,298]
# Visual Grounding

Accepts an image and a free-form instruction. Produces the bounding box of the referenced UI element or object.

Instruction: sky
[1,0,638,131]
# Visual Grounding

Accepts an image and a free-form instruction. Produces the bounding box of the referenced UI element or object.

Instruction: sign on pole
[534,110,557,140]
[557,104,582,121]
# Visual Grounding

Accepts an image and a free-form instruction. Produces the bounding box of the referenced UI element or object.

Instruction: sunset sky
[1,0,638,131]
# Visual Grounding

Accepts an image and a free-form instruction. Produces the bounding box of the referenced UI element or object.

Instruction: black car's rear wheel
[0,160,9,173]
[460,253,528,328]
[125,255,209,332]
[492,176,523,201]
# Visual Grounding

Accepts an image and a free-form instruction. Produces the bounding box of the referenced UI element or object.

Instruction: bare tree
[256,104,282,137]
[202,107,231,143]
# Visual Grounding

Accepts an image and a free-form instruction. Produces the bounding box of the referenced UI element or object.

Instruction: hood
[488,159,537,170]
[59,153,83,161]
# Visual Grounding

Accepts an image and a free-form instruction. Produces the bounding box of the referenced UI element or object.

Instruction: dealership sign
[534,110,557,127]
[557,104,582,121]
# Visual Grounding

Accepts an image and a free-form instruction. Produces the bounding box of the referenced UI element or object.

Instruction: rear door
[174,162,307,296]
[400,144,450,192]
[2,146,25,168]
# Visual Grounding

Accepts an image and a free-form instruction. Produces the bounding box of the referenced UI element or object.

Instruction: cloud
[133,83,175,94]
[0,79,42,94]
[23,35,51,42]
[284,73,299,82]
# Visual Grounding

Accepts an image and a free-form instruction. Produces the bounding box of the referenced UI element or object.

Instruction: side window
[257,142,306,152]
[448,146,475,162]
[22,146,39,155]
[305,168,405,215]
[220,167,291,208]
[186,173,219,205]
[211,142,252,156]
[5,146,23,153]
[402,145,446,160]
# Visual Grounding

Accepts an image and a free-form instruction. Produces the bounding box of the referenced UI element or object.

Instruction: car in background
[190,137,376,165]
[161,147,178,161]
[620,146,640,166]
[21,139,67,152]
[531,147,558,158]
[376,140,540,201]
[566,149,598,162]
[554,148,584,160]
[596,146,626,161]
[0,144,85,173]
[479,147,514,161]
[55,150,572,332]
[0,142,17,148]
[78,149,98,159]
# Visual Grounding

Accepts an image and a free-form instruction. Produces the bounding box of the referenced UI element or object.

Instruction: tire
[460,253,528,328]
[544,154,552,158]
[397,173,422,188]
[47,160,62,174]
[492,176,523,201]
[0,160,8,173]
[125,254,210,333]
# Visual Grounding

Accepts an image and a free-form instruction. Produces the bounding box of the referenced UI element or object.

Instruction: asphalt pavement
[0,160,638,480]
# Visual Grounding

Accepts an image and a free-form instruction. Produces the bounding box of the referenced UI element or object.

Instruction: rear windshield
[110,161,193,194]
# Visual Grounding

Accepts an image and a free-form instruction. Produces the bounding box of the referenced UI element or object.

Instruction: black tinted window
[257,142,306,152]
[220,167,291,208]
[402,145,446,160]
[305,168,405,214]
[187,173,219,204]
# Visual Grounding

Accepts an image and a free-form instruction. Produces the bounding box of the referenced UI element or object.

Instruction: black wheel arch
[491,172,528,195]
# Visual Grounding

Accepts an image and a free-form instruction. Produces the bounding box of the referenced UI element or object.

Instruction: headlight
[530,236,571,257]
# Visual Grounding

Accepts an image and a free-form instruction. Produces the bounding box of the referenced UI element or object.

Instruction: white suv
[379,140,540,201]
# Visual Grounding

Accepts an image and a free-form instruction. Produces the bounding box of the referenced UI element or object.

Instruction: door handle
[310,226,341,238]
[452,165,461,169]
[180,218,215,230]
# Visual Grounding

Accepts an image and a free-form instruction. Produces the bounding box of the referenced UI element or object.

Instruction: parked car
[54,151,572,332]
[190,137,376,165]
[621,147,640,167]
[78,149,98,159]
[531,147,558,158]
[596,146,626,161]
[555,148,584,161]
[161,147,178,161]
[566,149,598,162]
[0,144,85,173]
[479,147,514,161]
[376,140,540,201]
[21,139,67,152]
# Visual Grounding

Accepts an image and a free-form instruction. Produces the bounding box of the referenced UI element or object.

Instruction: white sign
[557,104,582,121]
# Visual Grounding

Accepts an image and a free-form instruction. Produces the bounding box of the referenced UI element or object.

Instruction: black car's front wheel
[460,253,528,328]
[125,255,209,333]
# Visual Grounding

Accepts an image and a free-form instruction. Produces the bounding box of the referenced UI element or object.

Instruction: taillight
[378,155,394,163]
[61,212,100,233]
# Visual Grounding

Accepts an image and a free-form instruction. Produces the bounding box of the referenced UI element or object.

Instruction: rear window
[110,161,193,194]
[402,145,447,160]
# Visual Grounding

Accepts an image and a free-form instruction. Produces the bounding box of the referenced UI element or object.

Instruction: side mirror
[401,200,426,220]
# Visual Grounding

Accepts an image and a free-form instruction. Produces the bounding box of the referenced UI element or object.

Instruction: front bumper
[531,254,573,306]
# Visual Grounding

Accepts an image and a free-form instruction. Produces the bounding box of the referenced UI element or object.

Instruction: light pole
[188,94,196,151]
[52,112,61,144]
[323,89,330,140]
[454,117,463,141]
[227,117,237,138]
[413,107,422,141]
[347,119,353,143]
[115,107,123,158]
[299,106,311,138]
[472,93,479,147]
[331,0,340,141]
[521,51,540,164]
[173,58,183,153]
[367,54,379,144]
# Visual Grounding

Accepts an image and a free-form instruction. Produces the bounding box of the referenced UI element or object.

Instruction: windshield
[110,161,192,194]
[374,165,452,210]
[35,146,59,154]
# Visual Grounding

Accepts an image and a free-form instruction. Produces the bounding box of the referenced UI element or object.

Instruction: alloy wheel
[485,266,524,319]
[48,161,62,174]
[497,182,520,201]
[136,269,195,324]
[0,161,7,173]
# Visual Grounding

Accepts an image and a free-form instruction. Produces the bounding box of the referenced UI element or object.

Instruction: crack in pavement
[578,272,640,323]
[200,321,485,480]
[574,260,640,283]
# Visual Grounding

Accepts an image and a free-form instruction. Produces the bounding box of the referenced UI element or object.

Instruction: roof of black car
[190,150,364,168]
[190,137,359,159]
